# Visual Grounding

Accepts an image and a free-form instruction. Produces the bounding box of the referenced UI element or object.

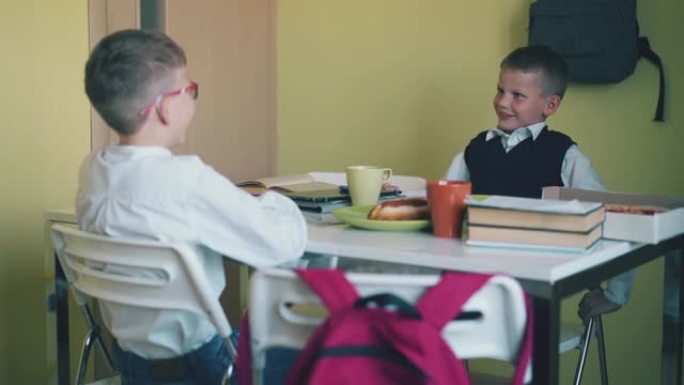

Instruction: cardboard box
[542,187,684,244]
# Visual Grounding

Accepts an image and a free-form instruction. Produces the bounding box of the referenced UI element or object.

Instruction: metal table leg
[532,295,561,385]
[662,249,683,385]
[55,254,71,385]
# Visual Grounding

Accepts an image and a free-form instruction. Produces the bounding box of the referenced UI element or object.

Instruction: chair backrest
[248,268,529,380]
[50,223,234,341]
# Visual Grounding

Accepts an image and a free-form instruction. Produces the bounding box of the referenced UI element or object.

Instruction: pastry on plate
[367,198,430,221]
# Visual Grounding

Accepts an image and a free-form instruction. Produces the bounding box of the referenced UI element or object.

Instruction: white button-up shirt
[76,146,307,358]
[445,121,605,191]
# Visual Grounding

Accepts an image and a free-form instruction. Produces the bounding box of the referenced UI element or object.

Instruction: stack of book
[465,195,606,252]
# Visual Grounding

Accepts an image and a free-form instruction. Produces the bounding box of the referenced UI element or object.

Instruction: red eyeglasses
[139,81,199,117]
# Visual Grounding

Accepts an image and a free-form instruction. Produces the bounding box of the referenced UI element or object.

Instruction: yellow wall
[278,1,683,384]
[0,0,681,383]
[0,1,90,383]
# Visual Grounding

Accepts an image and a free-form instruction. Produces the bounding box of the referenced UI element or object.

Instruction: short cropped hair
[85,29,186,135]
[500,45,569,98]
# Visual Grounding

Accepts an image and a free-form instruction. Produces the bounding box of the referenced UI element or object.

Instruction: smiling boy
[446,45,631,321]
[447,45,603,198]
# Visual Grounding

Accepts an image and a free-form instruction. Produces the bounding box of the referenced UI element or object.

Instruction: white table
[306,222,684,385]
[45,209,684,385]
[309,223,632,284]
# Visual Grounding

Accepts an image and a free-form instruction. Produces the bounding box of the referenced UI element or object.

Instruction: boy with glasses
[79,29,307,384]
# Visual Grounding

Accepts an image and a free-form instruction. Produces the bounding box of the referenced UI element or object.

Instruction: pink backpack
[237,269,532,385]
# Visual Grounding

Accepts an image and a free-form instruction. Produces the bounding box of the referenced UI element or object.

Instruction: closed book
[286,186,401,203]
[466,195,605,232]
[468,205,605,232]
[289,188,402,213]
[302,212,342,225]
[466,223,603,251]
[297,200,350,214]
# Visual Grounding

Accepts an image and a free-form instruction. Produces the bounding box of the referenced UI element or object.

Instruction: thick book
[466,223,603,251]
[466,195,605,233]
[237,174,338,195]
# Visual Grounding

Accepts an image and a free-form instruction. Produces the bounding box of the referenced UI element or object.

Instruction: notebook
[284,187,402,203]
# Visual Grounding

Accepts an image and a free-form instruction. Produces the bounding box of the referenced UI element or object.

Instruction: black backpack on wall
[528,0,665,121]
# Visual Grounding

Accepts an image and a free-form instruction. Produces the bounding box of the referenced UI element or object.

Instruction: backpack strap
[416,271,492,329]
[637,36,666,122]
[236,313,253,385]
[295,269,360,313]
[417,272,533,385]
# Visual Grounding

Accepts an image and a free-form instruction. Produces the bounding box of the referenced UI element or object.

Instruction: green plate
[332,205,431,231]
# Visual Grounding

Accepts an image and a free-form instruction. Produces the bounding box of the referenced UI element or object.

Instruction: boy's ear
[543,95,562,117]
[157,100,171,125]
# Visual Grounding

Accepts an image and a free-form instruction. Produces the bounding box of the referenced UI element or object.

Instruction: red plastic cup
[427,180,472,238]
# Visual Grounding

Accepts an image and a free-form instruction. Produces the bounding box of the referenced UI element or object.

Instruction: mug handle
[382,168,392,181]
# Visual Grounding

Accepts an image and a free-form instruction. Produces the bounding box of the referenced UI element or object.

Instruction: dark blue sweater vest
[464,127,575,198]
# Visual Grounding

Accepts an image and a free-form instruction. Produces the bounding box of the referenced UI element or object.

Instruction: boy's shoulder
[543,128,575,144]
[161,152,205,167]
[86,146,208,180]
[139,151,208,179]
[467,130,491,144]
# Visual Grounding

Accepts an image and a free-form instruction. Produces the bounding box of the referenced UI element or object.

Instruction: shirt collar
[485,121,547,142]
[103,145,172,160]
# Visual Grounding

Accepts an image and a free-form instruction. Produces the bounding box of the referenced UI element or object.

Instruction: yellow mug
[345,165,393,206]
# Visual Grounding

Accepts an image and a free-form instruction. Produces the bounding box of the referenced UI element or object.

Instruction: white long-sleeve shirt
[76,145,307,358]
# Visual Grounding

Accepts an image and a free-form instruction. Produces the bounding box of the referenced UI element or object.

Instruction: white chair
[50,223,238,385]
[332,256,608,385]
[247,268,531,385]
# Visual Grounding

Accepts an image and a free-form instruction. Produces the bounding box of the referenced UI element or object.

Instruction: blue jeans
[261,347,301,385]
[112,334,236,385]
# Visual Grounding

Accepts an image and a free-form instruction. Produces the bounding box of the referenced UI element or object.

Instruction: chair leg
[595,315,609,385]
[80,304,116,372]
[94,334,117,373]
[76,325,99,385]
[221,336,238,385]
[221,363,234,385]
[573,317,595,385]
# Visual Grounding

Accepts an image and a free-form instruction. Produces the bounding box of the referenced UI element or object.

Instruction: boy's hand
[577,288,621,324]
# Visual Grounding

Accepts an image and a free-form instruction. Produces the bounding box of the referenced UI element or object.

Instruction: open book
[237,174,339,195]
